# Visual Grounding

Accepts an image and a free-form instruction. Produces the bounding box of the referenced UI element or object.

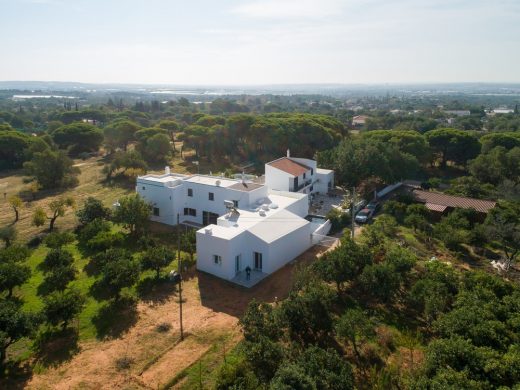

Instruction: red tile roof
[268,158,310,177]
[413,190,496,214]
[425,203,448,212]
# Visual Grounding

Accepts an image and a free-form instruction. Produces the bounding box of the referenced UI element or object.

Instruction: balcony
[293,179,313,192]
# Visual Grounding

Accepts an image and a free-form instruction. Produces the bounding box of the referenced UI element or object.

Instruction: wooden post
[177,213,184,341]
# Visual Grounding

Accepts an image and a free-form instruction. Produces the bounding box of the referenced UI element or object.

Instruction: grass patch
[161,332,240,390]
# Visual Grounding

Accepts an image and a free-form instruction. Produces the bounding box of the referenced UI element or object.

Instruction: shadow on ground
[92,298,139,340]
[198,246,324,318]
[33,327,80,368]
[0,361,33,390]
[136,275,178,304]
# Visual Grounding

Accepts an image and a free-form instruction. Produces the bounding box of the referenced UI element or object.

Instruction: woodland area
[0,91,519,388]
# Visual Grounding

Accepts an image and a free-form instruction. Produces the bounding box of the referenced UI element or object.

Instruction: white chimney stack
[165,166,170,174]
[287,149,290,158]
[241,171,246,183]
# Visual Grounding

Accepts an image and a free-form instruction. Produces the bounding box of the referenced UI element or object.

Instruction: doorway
[254,251,263,270]
[235,254,242,274]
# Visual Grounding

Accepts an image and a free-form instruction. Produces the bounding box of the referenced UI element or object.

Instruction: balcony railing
[293,179,313,192]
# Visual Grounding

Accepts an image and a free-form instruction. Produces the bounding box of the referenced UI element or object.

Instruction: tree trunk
[0,345,6,364]
[7,287,13,298]
[352,339,362,362]
[13,207,19,223]
[49,216,58,232]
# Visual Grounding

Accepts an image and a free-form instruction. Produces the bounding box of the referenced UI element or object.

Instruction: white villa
[135,152,333,286]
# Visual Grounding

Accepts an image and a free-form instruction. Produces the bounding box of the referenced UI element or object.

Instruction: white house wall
[258,223,312,275]
[196,231,243,280]
[136,180,181,226]
[315,171,334,194]
[284,194,310,217]
[265,164,291,192]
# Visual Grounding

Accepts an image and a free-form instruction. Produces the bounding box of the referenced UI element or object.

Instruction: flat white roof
[316,168,333,174]
[248,209,309,243]
[198,192,308,241]
[138,173,188,183]
[184,175,239,188]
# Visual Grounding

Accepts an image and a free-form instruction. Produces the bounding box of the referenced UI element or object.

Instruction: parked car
[355,208,374,224]
[366,201,381,213]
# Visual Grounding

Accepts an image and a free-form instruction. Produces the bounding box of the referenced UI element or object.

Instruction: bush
[87,231,125,251]
[91,248,132,270]
[383,200,407,222]
[76,197,111,226]
[42,264,77,293]
[43,231,76,249]
[215,358,259,390]
[78,219,112,247]
[326,208,350,234]
[42,249,74,271]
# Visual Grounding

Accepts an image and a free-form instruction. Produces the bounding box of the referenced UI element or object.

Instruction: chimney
[241,171,246,183]
[287,149,290,158]
[165,166,170,174]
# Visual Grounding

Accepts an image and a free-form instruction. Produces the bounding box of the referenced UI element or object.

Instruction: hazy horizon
[1,0,519,85]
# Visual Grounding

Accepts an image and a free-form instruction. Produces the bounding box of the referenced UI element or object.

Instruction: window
[233,200,239,208]
[209,192,214,201]
[213,255,222,265]
[235,254,242,274]
[310,185,313,192]
[142,186,146,190]
[203,211,219,225]
[254,252,263,270]
[184,208,197,216]
[303,172,306,179]
[153,207,160,216]
[188,188,193,197]
[311,168,314,175]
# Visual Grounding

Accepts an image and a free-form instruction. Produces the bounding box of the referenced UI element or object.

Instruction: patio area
[309,191,347,216]
[231,269,269,288]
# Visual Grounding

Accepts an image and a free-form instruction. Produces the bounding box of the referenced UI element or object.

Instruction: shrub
[42,249,74,271]
[87,231,125,251]
[78,219,112,247]
[43,231,76,249]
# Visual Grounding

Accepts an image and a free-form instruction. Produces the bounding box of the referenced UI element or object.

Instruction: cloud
[230,0,346,20]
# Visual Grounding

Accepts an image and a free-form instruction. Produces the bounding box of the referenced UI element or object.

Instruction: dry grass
[0,157,130,240]
[0,145,205,241]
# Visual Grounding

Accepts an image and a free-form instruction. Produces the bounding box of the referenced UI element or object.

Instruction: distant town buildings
[352,115,369,126]
[444,110,471,117]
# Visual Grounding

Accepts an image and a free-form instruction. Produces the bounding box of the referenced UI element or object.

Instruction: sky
[0,0,519,85]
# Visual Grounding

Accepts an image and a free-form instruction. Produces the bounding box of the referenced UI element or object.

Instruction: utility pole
[177,213,184,341]
[351,186,356,239]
